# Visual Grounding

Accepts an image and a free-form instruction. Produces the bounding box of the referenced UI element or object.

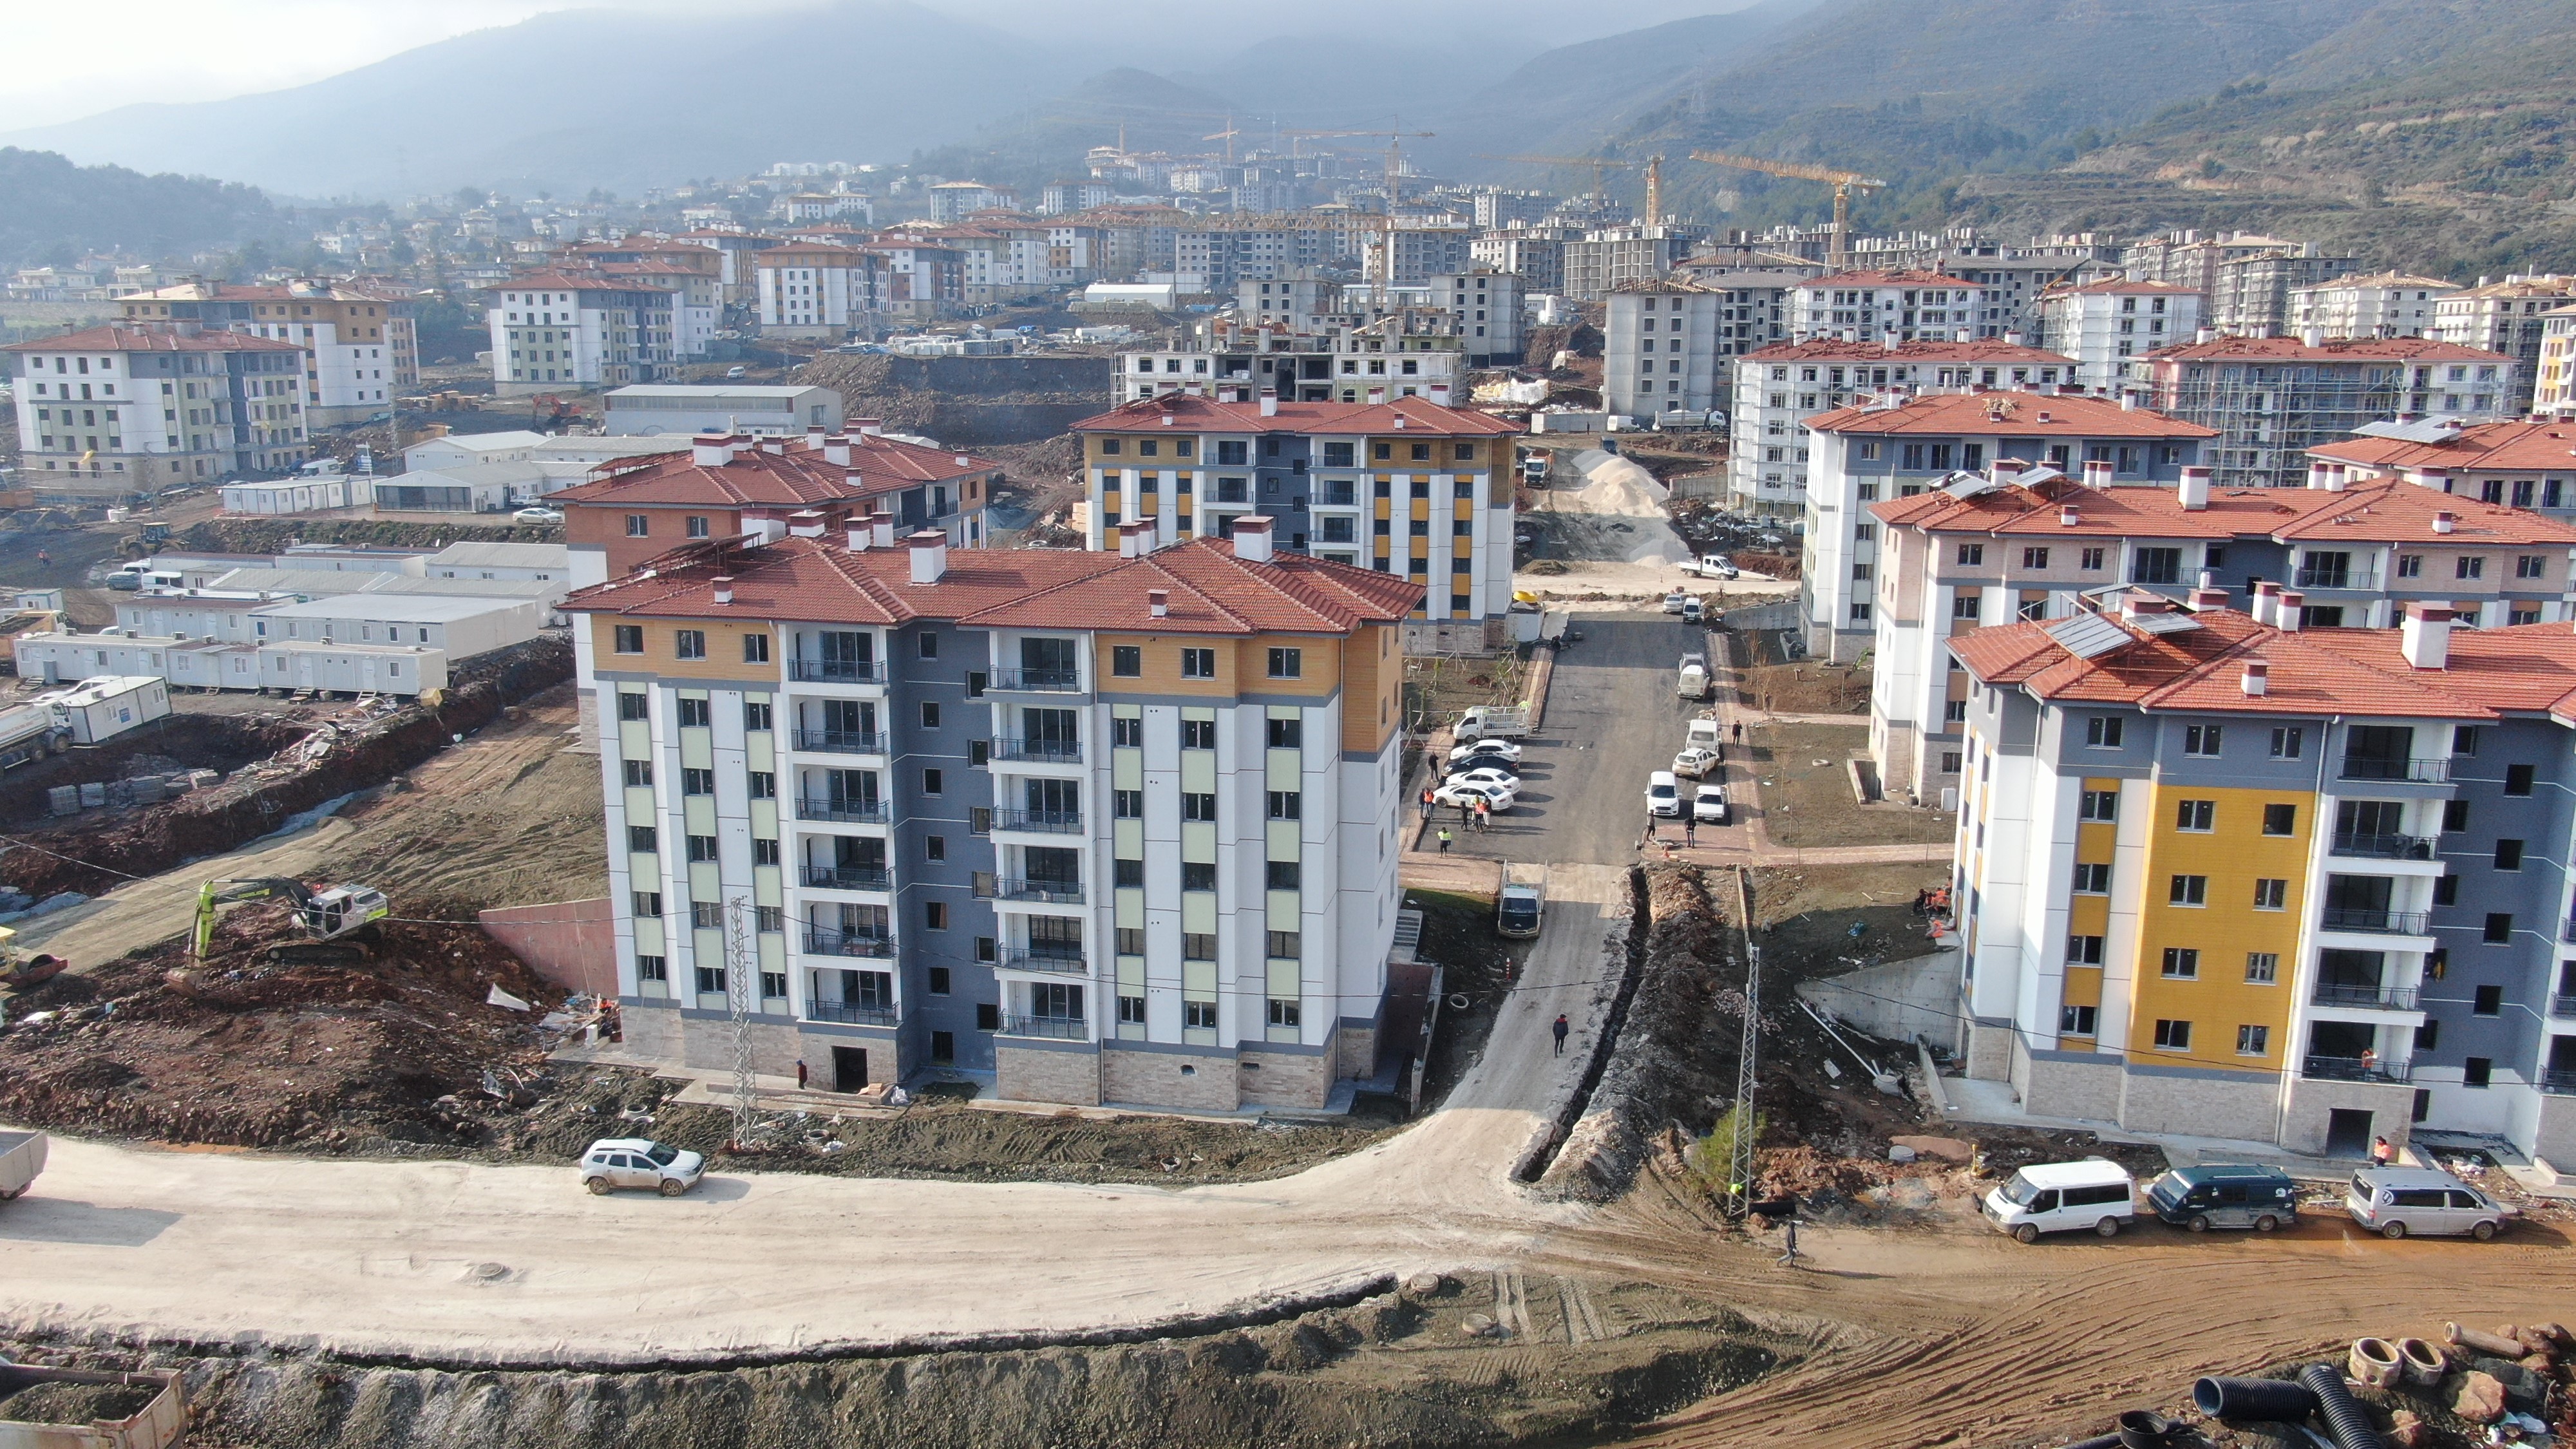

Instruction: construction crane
[1689,150,1887,270]
[1202,114,1242,164]
[1282,128,1434,198]
[1475,154,1640,214]
[193,878,391,966]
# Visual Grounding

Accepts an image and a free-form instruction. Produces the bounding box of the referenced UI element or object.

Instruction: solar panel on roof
[2016,466,2065,487]
[2353,419,2465,445]
[2130,612,2203,636]
[1942,470,1999,499]
[2045,611,2135,659]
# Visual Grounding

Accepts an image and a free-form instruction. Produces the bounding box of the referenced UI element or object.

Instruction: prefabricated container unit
[167,641,260,691]
[44,676,169,744]
[219,475,373,514]
[256,643,448,697]
[249,595,546,661]
[12,632,182,686]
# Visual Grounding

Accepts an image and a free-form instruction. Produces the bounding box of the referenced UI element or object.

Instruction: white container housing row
[14,634,449,697]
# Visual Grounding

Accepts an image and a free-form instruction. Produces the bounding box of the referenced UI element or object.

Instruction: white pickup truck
[0,1128,44,1202]
[1455,705,1532,739]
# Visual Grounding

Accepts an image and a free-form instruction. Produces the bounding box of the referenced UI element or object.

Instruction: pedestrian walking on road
[1552,1014,1569,1056]
[1778,1217,1801,1266]
[1459,802,1474,828]
[1732,721,1744,743]
[1474,799,1492,832]
[1437,828,1454,853]
[1418,788,1434,823]
[2370,1134,2396,1168]
[1683,819,1698,848]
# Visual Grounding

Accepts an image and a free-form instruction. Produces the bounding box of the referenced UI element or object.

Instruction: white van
[1685,718,1724,752]
[1645,770,1681,818]
[1982,1159,2136,1242]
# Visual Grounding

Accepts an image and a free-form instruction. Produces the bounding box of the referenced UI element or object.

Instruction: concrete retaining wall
[2118,1060,2277,1141]
[1237,1048,1329,1108]
[479,897,615,997]
[1797,949,1958,1045]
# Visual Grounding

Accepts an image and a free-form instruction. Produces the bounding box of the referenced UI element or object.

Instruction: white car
[1645,770,1681,818]
[514,506,565,524]
[1449,739,1522,764]
[1672,746,1721,779]
[1434,779,1518,813]
[1693,784,1730,824]
[1446,766,1519,793]
[1662,590,1690,614]
[580,1137,705,1197]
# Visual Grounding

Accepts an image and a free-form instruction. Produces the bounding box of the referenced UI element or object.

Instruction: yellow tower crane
[1688,151,1886,270]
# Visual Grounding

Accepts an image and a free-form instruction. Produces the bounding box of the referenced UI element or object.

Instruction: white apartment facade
[117,281,419,426]
[753,245,884,339]
[2289,272,2459,339]
[2436,276,2576,416]
[486,274,679,395]
[2037,281,2202,393]
[1789,270,1989,343]
[1,327,310,498]
[1604,283,1723,420]
[1436,269,1524,366]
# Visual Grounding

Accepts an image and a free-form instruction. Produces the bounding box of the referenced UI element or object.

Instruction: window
[925,966,951,996]
[2152,1019,2192,1051]
[1181,861,1216,891]
[2506,763,2535,795]
[923,902,948,931]
[1112,716,1142,748]
[629,825,658,853]
[1951,592,1980,620]
[2170,874,2208,905]
[1181,718,1216,749]
[2175,799,2214,832]
[2253,878,2287,910]
[744,700,772,733]
[1180,647,1215,679]
[677,697,710,728]
[1850,601,1872,623]
[2465,1057,2492,1088]
[747,771,775,800]
[2085,716,2124,748]
[2067,934,2105,965]
[2079,546,2106,571]
[622,759,654,788]
[2022,547,2049,569]
[2262,804,2295,835]
[1111,788,1142,819]
[2073,862,2112,894]
[1266,860,1302,890]
[2443,799,2470,833]
[743,634,770,664]
[2519,554,2548,579]
[1266,791,1301,820]
[1112,645,1141,677]
[632,890,662,918]
[2454,726,2479,756]
[1114,858,1144,887]
[2484,912,2514,944]
[2496,838,2524,871]
[1267,647,1302,679]
[753,837,778,866]
[613,625,643,654]
[2184,724,2222,757]
[2236,1025,2269,1057]
[1182,792,1217,821]
[2161,947,2200,979]
[1184,999,1218,1030]
[625,515,649,538]
[2079,789,2117,822]
[2269,727,2303,759]
[925,835,946,862]
[674,629,706,661]
[686,834,718,862]
[2455,555,2486,580]
[919,701,940,729]
[1267,716,1302,749]
[680,768,714,796]
[2060,1003,2098,1036]
[2396,553,2423,579]
[685,515,710,540]
[617,690,649,722]
[2435,875,2459,905]
[2245,952,2278,983]
[1956,543,1984,565]
[919,768,943,796]
[635,954,667,982]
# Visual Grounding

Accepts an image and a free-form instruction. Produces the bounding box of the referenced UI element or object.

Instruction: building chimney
[1230,514,1275,563]
[2306,462,2330,489]
[853,417,884,437]
[2119,393,2138,412]
[1117,518,1153,558]
[1366,386,1386,404]
[788,509,826,538]
[2302,327,2325,348]
[806,425,827,449]
[2195,327,2215,344]
[872,506,896,550]
[2251,580,2279,626]
[2401,601,2453,669]
[2123,593,2172,620]
[2241,661,2268,695]
[2081,459,2112,489]
[824,437,852,465]
[1428,382,1450,406]
[692,433,732,466]
[2178,465,2211,511]
[846,522,869,551]
[907,530,949,583]
[2277,590,2305,630]
[2324,463,2347,492]
[1256,384,1279,418]
[2004,329,2025,346]
[2190,585,2230,611]
[712,576,734,605]
[760,438,786,455]
[2433,511,2456,535]
[2061,505,2081,526]
[1148,588,1169,618]
[2411,467,2450,493]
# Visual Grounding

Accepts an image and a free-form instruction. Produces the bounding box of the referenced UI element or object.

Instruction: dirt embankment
[3,1276,1798,1449]
[0,712,313,826]
[795,354,1113,449]
[0,636,574,900]
[166,517,556,555]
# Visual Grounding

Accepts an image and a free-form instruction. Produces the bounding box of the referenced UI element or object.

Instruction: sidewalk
[1940,1075,2362,1181]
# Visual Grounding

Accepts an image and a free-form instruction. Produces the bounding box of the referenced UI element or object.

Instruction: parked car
[1672,745,1721,779]
[1434,779,1517,813]
[1450,739,1522,764]
[725,365,748,378]
[2344,1166,2515,1240]
[1497,864,1546,939]
[1982,1159,2136,1242]
[1691,554,1739,580]
[2144,1164,2298,1232]
[580,1137,706,1197]
[1681,597,1705,624]
[1662,589,1690,614]
[1444,766,1520,793]
[1645,770,1681,818]
[514,506,565,524]
[1446,752,1521,777]
[1692,784,1730,824]
[1685,718,1725,752]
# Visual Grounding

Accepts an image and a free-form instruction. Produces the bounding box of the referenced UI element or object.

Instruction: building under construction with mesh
[2126,336,2517,490]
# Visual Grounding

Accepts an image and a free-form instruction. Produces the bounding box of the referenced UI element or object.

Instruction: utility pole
[1726,865,1761,1218]
[725,895,757,1150]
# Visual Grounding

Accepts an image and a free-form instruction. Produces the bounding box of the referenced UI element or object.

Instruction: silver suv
[580,1137,706,1197]
[2344,1166,2514,1240]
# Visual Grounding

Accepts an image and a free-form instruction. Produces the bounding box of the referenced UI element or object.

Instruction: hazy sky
[3,0,1735,126]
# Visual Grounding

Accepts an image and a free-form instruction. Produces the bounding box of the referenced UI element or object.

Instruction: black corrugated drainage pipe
[2195,1377,2321,1423]
[2300,1362,2387,1449]
[2116,1410,2179,1448]
[2058,1435,2121,1449]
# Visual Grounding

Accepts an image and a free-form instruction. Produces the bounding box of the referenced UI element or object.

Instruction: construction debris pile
[0,902,564,1150]
[2052,1320,2575,1449]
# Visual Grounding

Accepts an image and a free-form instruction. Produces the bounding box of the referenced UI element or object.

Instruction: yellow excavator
[0,927,66,992]
[191,878,391,967]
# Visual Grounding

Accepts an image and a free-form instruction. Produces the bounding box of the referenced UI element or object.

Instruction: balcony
[2338,756,2450,784]
[990,668,1083,693]
[795,797,891,824]
[2311,981,2420,1010]
[976,875,1085,904]
[992,809,1084,835]
[2543,1069,2576,1097]
[804,864,891,891]
[2319,907,2431,936]
[2329,833,2439,860]
[793,729,886,755]
[998,946,1087,974]
[2295,565,2381,591]
[803,927,896,958]
[1000,1012,1089,1039]
[1318,486,1358,506]
[806,999,899,1027]
[2302,1054,2411,1084]
[789,659,885,684]
[2549,992,2576,1020]
[2562,918,2576,943]
[991,737,1083,764]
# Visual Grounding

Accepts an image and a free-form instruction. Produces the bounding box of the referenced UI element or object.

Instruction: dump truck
[0,1129,42,1202]
[1497,864,1546,940]
[0,1361,184,1449]
[0,702,62,771]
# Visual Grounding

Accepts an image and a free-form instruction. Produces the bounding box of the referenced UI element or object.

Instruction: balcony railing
[2302,1054,2411,1084]
[2562,917,2576,943]
[1000,1012,1089,1039]
[2294,565,2381,591]
[2330,832,2439,861]
[793,729,886,755]
[998,947,1087,974]
[991,737,1083,764]
[992,809,1084,834]
[796,797,891,824]
[2320,907,2431,936]
[2338,756,2450,784]
[788,659,885,684]
[802,927,895,958]
[806,999,899,1027]
[990,668,1083,692]
[804,864,891,891]
[1319,486,1358,506]
[2311,981,2420,1010]
[2543,1069,2576,1097]
[976,875,1085,904]
[2549,992,2576,1021]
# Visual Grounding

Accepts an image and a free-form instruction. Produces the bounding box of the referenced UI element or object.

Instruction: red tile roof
[562,534,1422,635]
[548,433,998,510]
[2139,336,2509,363]
[1806,392,2217,439]
[0,327,303,355]
[2308,420,2576,476]
[1797,269,1978,290]
[1743,338,2072,365]
[1071,392,1520,437]
[1870,473,2576,547]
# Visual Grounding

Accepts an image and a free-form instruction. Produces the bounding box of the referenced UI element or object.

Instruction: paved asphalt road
[1438,611,1739,869]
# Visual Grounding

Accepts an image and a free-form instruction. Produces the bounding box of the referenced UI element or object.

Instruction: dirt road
[11,819,356,970]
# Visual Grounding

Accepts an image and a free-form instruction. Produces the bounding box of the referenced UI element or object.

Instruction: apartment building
[605,384,844,439]
[676,229,788,308]
[1435,269,1524,367]
[2,327,310,498]
[1800,392,2212,662]
[562,518,1416,1112]
[2434,276,2576,415]
[1469,227,1572,294]
[862,240,967,321]
[2211,249,2362,337]
[2309,418,2576,522]
[2291,272,2459,340]
[1074,390,1520,622]
[1867,461,2576,803]
[1365,224,1473,286]
[1786,270,1989,344]
[753,244,886,338]
[2037,281,2202,393]
[1173,216,1362,292]
[1117,323,1458,405]
[117,279,418,426]
[1727,337,2075,518]
[2128,336,2519,490]
[927,181,1014,222]
[485,273,679,394]
[1561,225,1696,301]
[1605,283,1725,421]
[1946,589,2576,1167]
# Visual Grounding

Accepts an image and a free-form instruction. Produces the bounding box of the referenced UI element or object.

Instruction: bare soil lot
[1743,723,1954,849]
